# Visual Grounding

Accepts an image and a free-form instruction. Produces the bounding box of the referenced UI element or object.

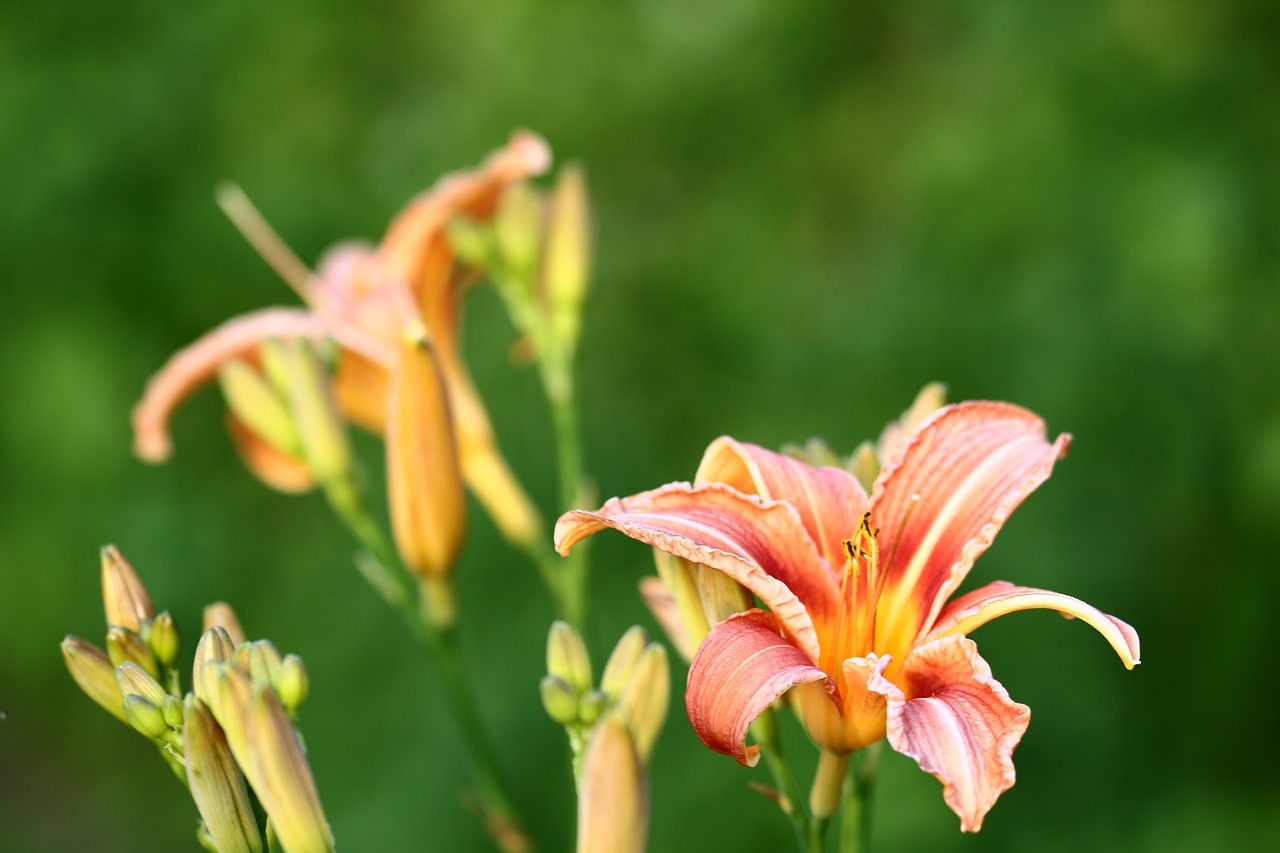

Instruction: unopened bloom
[556,401,1139,831]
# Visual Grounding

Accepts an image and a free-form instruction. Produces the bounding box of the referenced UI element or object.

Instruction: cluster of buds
[540,622,668,853]
[61,547,331,853]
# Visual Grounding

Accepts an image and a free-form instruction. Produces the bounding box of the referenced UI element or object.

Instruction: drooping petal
[686,610,833,767]
[793,654,891,753]
[926,581,1140,669]
[869,402,1071,657]
[697,437,869,571]
[132,308,330,462]
[556,482,838,660]
[869,635,1030,833]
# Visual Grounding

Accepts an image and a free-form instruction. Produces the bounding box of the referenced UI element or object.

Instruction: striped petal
[696,437,869,572]
[926,581,1140,669]
[869,635,1030,832]
[869,402,1070,657]
[686,610,832,767]
[555,483,837,660]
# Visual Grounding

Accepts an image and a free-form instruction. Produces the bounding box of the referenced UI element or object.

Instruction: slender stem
[838,742,880,853]
[538,345,589,630]
[750,709,813,852]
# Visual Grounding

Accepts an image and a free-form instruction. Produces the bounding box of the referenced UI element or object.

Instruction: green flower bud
[193,627,236,704]
[123,694,170,740]
[100,545,153,633]
[547,621,592,694]
[115,660,169,707]
[242,641,283,690]
[578,689,607,728]
[495,181,541,278]
[107,626,160,679]
[148,611,181,670]
[615,644,669,764]
[276,655,309,717]
[599,626,648,702]
[61,636,128,723]
[282,338,350,488]
[185,695,264,853]
[542,165,591,351]
[540,675,580,726]
[163,694,185,729]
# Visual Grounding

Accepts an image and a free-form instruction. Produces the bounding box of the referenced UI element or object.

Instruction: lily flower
[555,401,1140,831]
[131,131,547,546]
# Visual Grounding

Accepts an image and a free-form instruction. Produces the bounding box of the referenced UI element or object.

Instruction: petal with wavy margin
[869,635,1029,832]
[555,483,836,660]
[686,609,832,767]
[926,581,1140,668]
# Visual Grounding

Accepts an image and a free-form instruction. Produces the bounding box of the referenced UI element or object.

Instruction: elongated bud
[540,675,580,726]
[651,551,711,654]
[242,640,283,690]
[116,660,169,707]
[107,626,160,679]
[277,655,309,717]
[495,182,541,278]
[282,338,351,487]
[123,694,170,740]
[101,546,153,633]
[185,696,264,853]
[163,694,184,729]
[576,713,646,853]
[194,627,237,704]
[248,685,333,853]
[387,324,466,593]
[578,689,607,727]
[695,564,752,627]
[148,611,181,670]
[204,664,255,780]
[446,218,493,268]
[614,644,669,764]
[203,602,247,647]
[543,165,590,350]
[599,626,647,702]
[61,636,128,723]
[219,358,301,457]
[546,621,592,694]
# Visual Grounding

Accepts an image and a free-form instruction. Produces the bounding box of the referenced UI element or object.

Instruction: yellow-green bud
[107,626,160,679]
[615,644,669,764]
[276,655,309,716]
[696,564,751,628]
[123,694,170,740]
[100,545,153,633]
[61,636,128,723]
[578,689,607,727]
[148,611,181,670]
[203,602,247,647]
[218,357,302,457]
[540,675,580,726]
[576,712,646,853]
[184,695,264,853]
[282,338,350,488]
[204,664,254,779]
[543,165,591,351]
[194,627,237,704]
[247,684,333,853]
[599,626,648,702]
[495,181,541,278]
[446,218,493,268]
[547,621,592,694]
[242,641,283,690]
[163,694,184,729]
[115,660,169,707]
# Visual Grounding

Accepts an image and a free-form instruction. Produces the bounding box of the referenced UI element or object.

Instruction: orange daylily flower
[131,131,547,545]
[556,401,1140,832]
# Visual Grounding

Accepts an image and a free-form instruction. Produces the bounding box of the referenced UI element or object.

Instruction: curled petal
[686,610,832,767]
[869,635,1029,832]
[556,482,837,660]
[927,581,1140,669]
[697,437,869,571]
[870,402,1070,655]
[132,308,329,462]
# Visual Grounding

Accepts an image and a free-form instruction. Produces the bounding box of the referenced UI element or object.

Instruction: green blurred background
[3,1,1278,850]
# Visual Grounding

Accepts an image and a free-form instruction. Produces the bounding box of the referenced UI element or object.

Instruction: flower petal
[686,610,832,767]
[696,437,869,571]
[132,308,329,462]
[226,414,317,493]
[869,635,1029,832]
[926,581,1140,669]
[869,401,1070,656]
[555,482,838,660]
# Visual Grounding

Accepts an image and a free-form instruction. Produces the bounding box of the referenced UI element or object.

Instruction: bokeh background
[3,1,1278,850]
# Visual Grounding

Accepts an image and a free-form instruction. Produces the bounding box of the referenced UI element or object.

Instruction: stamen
[216,183,318,303]
[867,493,919,648]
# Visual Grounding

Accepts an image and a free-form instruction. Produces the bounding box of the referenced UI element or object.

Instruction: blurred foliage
[3,0,1278,850]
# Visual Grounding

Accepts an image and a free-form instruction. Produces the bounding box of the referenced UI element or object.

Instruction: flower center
[823,512,887,675]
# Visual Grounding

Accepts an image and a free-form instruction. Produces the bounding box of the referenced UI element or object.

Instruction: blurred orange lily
[556,401,1140,831]
[132,131,547,545]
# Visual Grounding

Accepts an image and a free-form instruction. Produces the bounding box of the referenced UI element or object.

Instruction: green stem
[838,743,880,853]
[539,353,589,630]
[750,709,813,852]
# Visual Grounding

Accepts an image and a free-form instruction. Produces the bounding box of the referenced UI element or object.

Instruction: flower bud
[101,545,153,633]
[446,217,493,268]
[163,694,184,729]
[578,689,607,727]
[123,694,170,740]
[194,627,237,704]
[247,684,333,853]
[115,660,169,708]
[276,654,309,717]
[599,626,647,702]
[615,644,669,764]
[203,602,247,648]
[540,675,580,726]
[61,636,128,723]
[218,357,301,457]
[576,712,646,853]
[204,663,254,777]
[148,611,181,670]
[695,564,752,627]
[242,640,283,690]
[543,165,590,351]
[651,551,711,654]
[185,695,264,853]
[495,182,541,278]
[281,338,351,488]
[107,626,160,679]
[546,621,592,694]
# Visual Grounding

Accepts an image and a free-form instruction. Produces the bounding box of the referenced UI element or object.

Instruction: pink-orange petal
[225,414,317,494]
[926,581,1141,669]
[686,609,832,767]
[869,635,1030,832]
[555,482,837,660]
[132,308,329,462]
[696,436,869,572]
[869,401,1070,654]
